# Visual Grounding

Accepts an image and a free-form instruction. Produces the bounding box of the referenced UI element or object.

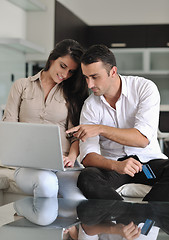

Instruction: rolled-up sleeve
[79,98,101,162]
[134,81,160,142]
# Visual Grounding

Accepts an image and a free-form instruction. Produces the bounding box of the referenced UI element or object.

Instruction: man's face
[81,61,113,96]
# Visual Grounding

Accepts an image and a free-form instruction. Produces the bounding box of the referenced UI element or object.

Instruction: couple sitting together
[3,39,169,202]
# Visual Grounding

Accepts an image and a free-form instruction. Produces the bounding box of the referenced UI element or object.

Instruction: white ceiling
[57,0,169,26]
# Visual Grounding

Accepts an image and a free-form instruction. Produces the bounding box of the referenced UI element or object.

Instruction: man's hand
[114,222,141,240]
[115,157,142,177]
[66,124,101,142]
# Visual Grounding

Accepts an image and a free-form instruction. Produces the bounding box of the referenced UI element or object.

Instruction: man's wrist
[110,159,118,171]
[99,124,104,135]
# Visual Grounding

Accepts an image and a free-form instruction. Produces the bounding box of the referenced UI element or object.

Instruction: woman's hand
[63,155,75,168]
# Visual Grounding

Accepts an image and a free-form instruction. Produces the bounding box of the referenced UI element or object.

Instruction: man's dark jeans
[77,157,169,201]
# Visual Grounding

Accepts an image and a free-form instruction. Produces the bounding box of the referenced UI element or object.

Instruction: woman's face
[48,55,78,84]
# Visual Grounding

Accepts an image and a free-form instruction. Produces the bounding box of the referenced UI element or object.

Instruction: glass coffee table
[0,197,169,240]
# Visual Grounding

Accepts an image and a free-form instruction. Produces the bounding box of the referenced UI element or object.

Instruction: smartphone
[142,164,156,179]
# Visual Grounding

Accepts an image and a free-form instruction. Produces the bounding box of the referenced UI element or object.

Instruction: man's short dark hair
[81,44,116,74]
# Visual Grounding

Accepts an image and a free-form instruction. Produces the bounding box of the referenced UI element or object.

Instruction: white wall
[0,0,27,105]
[0,0,55,62]
[0,0,55,105]
[26,0,55,62]
[0,0,27,38]
[0,46,25,105]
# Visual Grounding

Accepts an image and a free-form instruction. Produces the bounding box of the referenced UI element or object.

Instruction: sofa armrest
[0,174,9,190]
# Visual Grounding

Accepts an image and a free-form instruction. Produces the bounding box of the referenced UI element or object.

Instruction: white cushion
[0,167,26,194]
[116,183,152,198]
[0,174,9,190]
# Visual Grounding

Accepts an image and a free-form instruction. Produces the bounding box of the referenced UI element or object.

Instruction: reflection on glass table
[0,197,169,240]
[0,197,80,240]
[77,200,169,240]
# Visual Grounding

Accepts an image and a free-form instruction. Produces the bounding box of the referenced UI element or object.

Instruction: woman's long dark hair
[44,39,89,128]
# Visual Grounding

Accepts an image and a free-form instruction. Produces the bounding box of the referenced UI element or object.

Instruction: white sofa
[0,166,31,206]
[0,165,152,206]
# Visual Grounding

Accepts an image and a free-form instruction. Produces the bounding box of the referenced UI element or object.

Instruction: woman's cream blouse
[2,71,73,155]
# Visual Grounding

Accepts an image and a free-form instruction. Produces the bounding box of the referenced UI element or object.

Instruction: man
[67,44,169,201]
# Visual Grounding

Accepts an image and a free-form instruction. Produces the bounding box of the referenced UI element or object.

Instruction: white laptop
[0,121,81,171]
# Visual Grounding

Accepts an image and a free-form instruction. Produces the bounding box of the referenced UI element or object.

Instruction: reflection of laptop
[0,216,80,240]
[0,122,81,171]
[7,215,80,229]
[0,219,64,240]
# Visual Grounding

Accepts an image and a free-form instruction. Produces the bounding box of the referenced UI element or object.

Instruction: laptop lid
[0,122,65,171]
[0,220,64,240]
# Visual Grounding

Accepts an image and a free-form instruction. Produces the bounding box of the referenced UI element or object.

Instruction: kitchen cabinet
[150,49,169,73]
[55,1,88,48]
[147,25,169,48]
[112,48,169,75]
[88,25,147,48]
[87,24,169,49]
[112,49,144,74]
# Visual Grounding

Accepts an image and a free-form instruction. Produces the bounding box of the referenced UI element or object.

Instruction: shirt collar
[119,75,128,98]
[30,70,43,82]
[100,74,128,104]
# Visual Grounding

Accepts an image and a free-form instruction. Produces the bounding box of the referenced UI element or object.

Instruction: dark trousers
[77,158,169,201]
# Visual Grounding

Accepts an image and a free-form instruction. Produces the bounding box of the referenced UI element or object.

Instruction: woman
[3,39,88,199]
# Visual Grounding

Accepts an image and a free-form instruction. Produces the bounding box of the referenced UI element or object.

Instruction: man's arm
[66,125,149,148]
[83,152,142,177]
[82,222,141,239]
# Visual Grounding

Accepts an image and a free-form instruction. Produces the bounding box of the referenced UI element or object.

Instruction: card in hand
[142,164,156,179]
[141,219,155,235]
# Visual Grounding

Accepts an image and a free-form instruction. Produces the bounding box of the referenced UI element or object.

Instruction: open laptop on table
[0,122,82,171]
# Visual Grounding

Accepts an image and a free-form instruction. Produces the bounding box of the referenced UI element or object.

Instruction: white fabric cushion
[116,183,152,198]
[0,174,9,189]
[0,167,29,195]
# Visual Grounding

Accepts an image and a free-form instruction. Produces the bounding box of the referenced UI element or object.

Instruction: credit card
[142,164,156,179]
[141,219,155,235]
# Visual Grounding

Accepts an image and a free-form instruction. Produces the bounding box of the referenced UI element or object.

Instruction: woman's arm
[2,78,25,122]
[63,140,79,167]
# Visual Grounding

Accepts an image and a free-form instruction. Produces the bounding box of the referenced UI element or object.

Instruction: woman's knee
[34,171,58,197]
[15,168,58,198]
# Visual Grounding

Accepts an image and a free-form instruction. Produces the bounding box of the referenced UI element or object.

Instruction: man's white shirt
[80,75,167,163]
